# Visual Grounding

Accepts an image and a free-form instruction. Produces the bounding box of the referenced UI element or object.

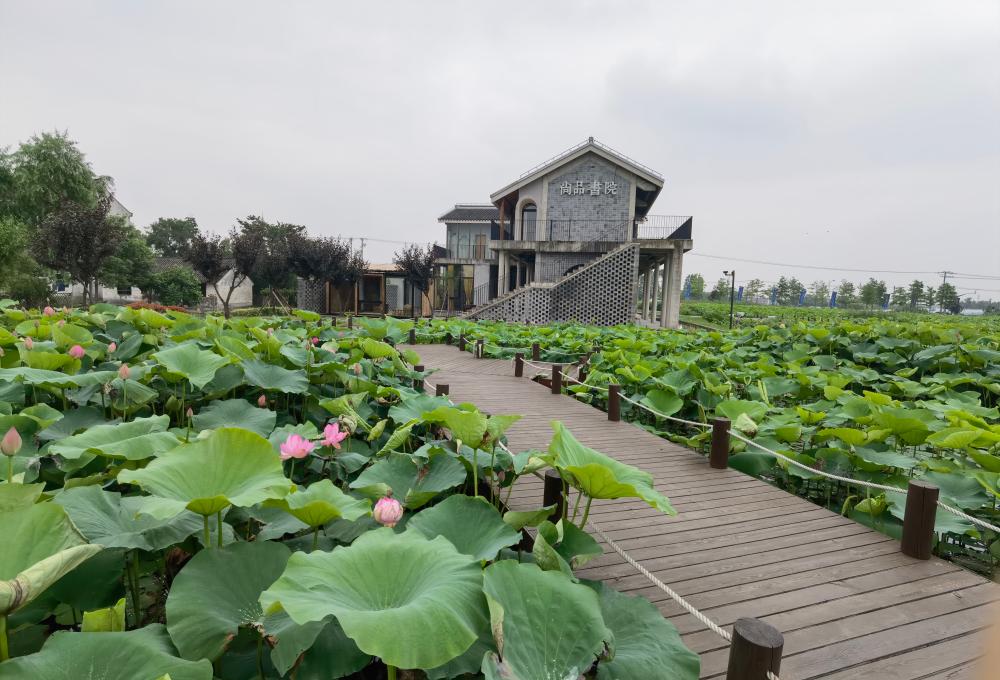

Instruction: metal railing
[444,242,494,260]
[547,219,631,242]
[635,215,693,240]
[472,282,490,307]
[496,215,693,243]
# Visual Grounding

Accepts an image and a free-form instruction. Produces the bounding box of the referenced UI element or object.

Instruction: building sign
[559,180,618,196]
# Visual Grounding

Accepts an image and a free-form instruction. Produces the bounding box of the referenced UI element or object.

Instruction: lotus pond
[424,314,1000,576]
[0,302,700,679]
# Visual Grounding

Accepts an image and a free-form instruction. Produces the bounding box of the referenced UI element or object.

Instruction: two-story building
[435,137,694,327]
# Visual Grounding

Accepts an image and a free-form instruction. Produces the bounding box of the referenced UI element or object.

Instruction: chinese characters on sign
[559,180,618,196]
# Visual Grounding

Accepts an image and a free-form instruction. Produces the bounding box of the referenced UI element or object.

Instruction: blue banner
[882,293,891,310]
[737,285,744,302]
[798,290,806,306]
[770,288,777,305]
[830,291,837,308]
[683,278,692,300]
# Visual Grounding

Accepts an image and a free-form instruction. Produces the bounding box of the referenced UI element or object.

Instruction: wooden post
[413,365,424,391]
[435,383,449,397]
[901,480,939,560]
[445,332,453,345]
[458,334,466,351]
[578,366,588,383]
[514,353,524,377]
[347,315,353,329]
[551,364,562,394]
[608,384,621,421]
[531,342,540,361]
[710,418,731,469]
[725,618,784,680]
[543,469,565,522]
[476,338,484,358]
[408,328,416,344]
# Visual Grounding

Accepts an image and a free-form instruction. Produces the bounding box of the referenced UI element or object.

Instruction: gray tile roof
[438,204,499,222]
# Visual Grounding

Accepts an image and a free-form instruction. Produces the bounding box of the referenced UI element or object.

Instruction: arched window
[520,203,537,240]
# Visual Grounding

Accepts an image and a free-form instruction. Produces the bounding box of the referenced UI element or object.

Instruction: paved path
[406,343,998,680]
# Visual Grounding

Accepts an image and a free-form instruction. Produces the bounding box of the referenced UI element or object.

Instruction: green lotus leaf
[969,451,1000,473]
[260,528,484,670]
[242,359,309,394]
[503,504,557,531]
[422,404,489,447]
[350,450,467,509]
[24,350,75,371]
[387,392,451,424]
[0,367,117,388]
[262,611,370,679]
[117,427,293,518]
[818,427,867,446]
[191,398,276,437]
[926,427,982,450]
[0,624,211,680]
[548,422,675,515]
[716,398,768,423]
[166,541,291,661]
[406,494,520,561]
[641,389,683,418]
[585,580,700,680]
[922,471,989,510]
[81,597,126,632]
[360,337,397,360]
[853,447,918,471]
[481,560,610,678]
[54,486,202,551]
[0,482,46,511]
[152,343,229,390]
[48,415,180,461]
[264,479,371,528]
[0,503,103,615]
[18,403,65,430]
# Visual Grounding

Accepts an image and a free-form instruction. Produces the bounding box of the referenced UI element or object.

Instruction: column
[498,251,509,293]
[667,246,684,328]
[514,259,522,290]
[649,263,660,323]
[660,253,672,328]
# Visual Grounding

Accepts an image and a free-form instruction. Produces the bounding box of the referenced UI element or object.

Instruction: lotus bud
[0,347,4,358]
[311,336,320,346]
[68,344,85,359]
[43,306,55,317]
[108,341,117,353]
[57,319,65,327]
[266,327,274,335]
[23,336,33,350]
[352,363,362,376]
[62,306,70,313]
[257,394,267,408]
[1,427,22,456]
[118,364,131,380]
[373,491,404,528]
[186,407,194,420]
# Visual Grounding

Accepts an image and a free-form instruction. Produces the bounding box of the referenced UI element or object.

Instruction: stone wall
[546,154,631,241]
[536,252,598,283]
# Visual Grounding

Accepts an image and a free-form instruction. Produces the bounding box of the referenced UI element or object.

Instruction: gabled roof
[437,203,499,223]
[490,137,664,204]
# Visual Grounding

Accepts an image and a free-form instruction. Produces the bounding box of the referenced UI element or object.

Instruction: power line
[687,252,1000,279]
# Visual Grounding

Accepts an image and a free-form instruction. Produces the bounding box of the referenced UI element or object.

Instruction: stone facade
[546,156,631,241]
[536,252,598,283]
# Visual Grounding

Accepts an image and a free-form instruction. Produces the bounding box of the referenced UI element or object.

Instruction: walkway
[406,343,998,680]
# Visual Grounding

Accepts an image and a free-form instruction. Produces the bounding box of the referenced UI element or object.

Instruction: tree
[907,280,926,309]
[31,195,126,305]
[924,286,936,309]
[775,276,805,305]
[100,224,156,294]
[146,266,203,306]
[683,273,705,300]
[288,233,365,312]
[890,286,908,309]
[393,244,436,318]
[808,281,831,307]
[836,280,856,305]
[743,279,765,303]
[937,282,961,314]
[186,226,262,318]
[708,277,729,301]
[145,217,199,257]
[235,216,305,302]
[859,278,888,309]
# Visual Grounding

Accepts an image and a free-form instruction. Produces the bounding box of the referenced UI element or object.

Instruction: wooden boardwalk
[407,343,999,680]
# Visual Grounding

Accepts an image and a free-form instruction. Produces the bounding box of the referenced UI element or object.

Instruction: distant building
[434,137,694,327]
[298,263,429,317]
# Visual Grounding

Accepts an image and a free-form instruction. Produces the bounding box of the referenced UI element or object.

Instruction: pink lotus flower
[108,342,117,353]
[266,327,274,335]
[321,422,348,449]
[352,363,362,376]
[279,433,315,460]
[42,306,55,317]
[23,337,33,350]
[57,319,65,327]
[186,407,194,420]
[311,337,320,346]
[373,492,403,528]
[118,364,131,380]
[257,394,267,408]
[68,345,85,359]
[1,427,22,456]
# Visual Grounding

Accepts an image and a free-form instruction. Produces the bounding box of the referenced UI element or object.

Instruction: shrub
[147,266,202,307]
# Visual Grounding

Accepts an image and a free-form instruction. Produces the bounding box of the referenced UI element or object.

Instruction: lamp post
[723,269,736,329]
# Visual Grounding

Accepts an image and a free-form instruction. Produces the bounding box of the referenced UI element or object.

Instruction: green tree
[924,285,936,309]
[683,273,705,300]
[837,280,856,305]
[907,280,925,309]
[890,286,908,309]
[859,278,888,309]
[743,278,764,303]
[145,217,199,257]
[937,282,961,314]
[393,244,436,318]
[708,277,729,301]
[775,276,805,305]
[100,224,155,294]
[235,216,305,302]
[31,195,126,305]
[808,281,831,307]
[146,265,203,306]
[186,227,262,318]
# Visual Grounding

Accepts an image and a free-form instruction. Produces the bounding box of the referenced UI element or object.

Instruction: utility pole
[723,269,736,329]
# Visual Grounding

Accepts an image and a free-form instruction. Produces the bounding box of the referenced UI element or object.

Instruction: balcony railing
[443,242,495,260]
[501,215,693,243]
[635,215,693,240]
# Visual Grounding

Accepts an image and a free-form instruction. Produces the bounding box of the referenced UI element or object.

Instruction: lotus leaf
[406,494,520,561]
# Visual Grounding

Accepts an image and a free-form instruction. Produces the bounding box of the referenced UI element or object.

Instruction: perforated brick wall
[297,278,326,313]
[467,243,639,326]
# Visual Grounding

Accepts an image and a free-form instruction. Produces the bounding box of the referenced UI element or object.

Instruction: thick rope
[618,392,709,429]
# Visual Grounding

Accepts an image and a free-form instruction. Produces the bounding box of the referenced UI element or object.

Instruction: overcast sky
[2,1,998,298]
